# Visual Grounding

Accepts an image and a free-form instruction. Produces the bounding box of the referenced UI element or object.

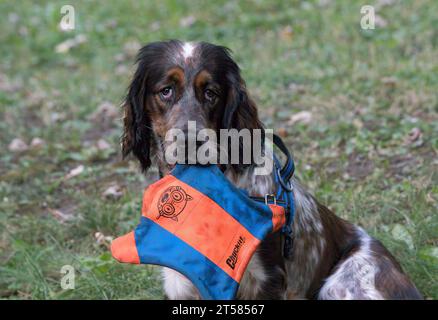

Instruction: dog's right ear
[121,59,152,172]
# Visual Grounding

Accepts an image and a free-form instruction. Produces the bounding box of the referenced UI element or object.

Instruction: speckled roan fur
[121,40,422,300]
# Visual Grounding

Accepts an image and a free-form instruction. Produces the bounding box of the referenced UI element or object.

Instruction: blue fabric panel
[134,216,239,300]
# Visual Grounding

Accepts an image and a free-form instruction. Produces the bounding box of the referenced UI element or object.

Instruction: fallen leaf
[95,232,113,246]
[25,90,46,108]
[353,119,364,129]
[391,224,414,250]
[279,25,293,41]
[8,138,28,152]
[381,76,397,87]
[30,137,45,149]
[425,192,436,204]
[277,127,288,138]
[102,184,123,200]
[49,112,66,124]
[48,208,75,223]
[55,34,87,53]
[404,127,422,143]
[64,165,84,180]
[288,83,307,94]
[88,101,119,122]
[287,111,313,125]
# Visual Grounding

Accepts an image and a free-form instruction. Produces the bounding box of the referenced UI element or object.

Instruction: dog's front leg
[162,267,201,299]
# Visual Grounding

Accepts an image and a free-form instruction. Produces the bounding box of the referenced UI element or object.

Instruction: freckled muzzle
[162,96,213,165]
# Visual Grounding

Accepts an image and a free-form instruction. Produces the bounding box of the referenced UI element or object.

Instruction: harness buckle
[264,194,277,205]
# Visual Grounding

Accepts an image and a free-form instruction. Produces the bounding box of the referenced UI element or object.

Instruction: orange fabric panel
[141,175,260,282]
[111,231,140,264]
[269,204,286,232]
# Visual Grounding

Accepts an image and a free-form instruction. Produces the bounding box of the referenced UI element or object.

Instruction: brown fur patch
[370,240,423,299]
[303,202,359,298]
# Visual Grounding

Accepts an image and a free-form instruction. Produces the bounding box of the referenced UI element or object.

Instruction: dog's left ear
[121,58,153,172]
[221,71,263,173]
[222,73,262,131]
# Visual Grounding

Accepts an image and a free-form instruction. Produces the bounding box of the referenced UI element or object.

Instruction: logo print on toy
[157,186,193,221]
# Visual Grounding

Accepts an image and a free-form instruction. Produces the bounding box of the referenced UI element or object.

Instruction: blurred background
[0,0,436,299]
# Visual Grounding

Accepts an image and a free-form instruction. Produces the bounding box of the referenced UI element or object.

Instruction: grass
[0,0,437,299]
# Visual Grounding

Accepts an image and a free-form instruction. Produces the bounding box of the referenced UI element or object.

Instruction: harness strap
[273,134,295,182]
[252,134,295,259]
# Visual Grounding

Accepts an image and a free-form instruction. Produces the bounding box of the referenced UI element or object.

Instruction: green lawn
[0,0,437,299]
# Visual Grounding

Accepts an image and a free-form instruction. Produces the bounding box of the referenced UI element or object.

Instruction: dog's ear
[222,71,264,172]
[121,58,152,172]
[223,72,263,132]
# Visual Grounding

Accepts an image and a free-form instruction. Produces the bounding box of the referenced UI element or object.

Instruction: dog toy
[111,164,287,299]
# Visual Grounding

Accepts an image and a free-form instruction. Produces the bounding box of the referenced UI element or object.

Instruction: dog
[120,40,422,300]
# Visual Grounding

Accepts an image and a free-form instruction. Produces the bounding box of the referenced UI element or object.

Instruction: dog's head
[121,40,262,173]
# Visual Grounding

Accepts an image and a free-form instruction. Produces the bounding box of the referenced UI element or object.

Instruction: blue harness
[250,134,295,258]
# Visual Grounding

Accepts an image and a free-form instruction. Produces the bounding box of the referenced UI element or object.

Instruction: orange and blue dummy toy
[111,156,294,299]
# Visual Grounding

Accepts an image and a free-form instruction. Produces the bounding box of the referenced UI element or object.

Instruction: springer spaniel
[121,40,422,300]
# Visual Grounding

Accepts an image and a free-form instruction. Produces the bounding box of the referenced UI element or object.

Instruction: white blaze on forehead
[182,42,195,60]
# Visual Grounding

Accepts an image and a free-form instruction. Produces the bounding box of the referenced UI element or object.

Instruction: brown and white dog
[121,40,422,300]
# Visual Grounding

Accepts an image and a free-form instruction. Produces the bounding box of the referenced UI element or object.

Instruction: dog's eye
[160,87,173,100]
[204,89,216,102]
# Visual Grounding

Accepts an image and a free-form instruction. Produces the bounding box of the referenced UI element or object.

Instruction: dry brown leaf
[48,208,75,223]
[8,138,28,152]
[353,119,364,129]
[30,137,45,149]
[277,127,288,138]
[55,34,87,53]
[288,83,307,94]
[279,25,293,41]
[404,127,422,144]
[287,111,313,125]
[381,76,397,87]
[88,101,119,122]
[102,184,123,200]
[64,165,84,180]
[95,232,113,246]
